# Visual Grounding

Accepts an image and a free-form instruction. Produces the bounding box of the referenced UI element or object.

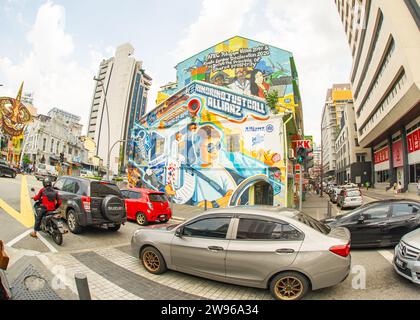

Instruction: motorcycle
[30,188,67,246]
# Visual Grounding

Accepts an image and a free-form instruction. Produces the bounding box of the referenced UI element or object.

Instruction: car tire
[269,272,310,301]
[67,210,83,234]
[136,212,148,226]
[160,219,168,223]
[140,246,167,275]
[108,224,121,232]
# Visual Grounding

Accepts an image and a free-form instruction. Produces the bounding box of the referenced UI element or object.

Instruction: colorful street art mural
[128,81,287,208]
[0,82,32,137]
[159,36,298,114]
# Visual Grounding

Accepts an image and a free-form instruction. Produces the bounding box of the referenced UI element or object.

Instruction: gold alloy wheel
[143,251,160,272]
[137,214,145,225]
[274,276,304,300]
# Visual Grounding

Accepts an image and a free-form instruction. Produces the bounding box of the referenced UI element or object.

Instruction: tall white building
[87,43,152,175]
[335,0,420,191]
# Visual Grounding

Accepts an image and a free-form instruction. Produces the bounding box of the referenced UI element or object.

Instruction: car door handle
[276,248,295,254]
[207,246,224,252]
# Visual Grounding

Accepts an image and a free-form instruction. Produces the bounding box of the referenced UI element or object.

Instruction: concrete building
[87,43,152,176]
[335,99,372,185]
[321,84,353,180]
[309,142,322,181]
[335,0,420,191]
[23,109,87,175]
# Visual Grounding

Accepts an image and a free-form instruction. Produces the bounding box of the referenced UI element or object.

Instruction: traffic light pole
[299,165,303,211]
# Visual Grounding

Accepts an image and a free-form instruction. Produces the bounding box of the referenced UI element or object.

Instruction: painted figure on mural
[250,69,270,98]
[191,124,237,208]
[228,68,251,96]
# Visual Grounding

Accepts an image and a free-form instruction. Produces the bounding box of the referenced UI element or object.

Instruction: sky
[0,0,353,144]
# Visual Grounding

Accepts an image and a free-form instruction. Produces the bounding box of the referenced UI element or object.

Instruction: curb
[171,216,186,222]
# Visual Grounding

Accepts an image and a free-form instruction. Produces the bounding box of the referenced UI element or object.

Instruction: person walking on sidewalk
[365,181,370,191]
[417,178,420,196]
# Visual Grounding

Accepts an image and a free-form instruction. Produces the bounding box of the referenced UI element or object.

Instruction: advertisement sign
[374,147,389,164]
[392,140,403,168]
[407,128,420,154]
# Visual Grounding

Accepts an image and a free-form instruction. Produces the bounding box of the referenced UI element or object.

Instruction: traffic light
[305,148,314,168]
[60,152,64,163]
[296,147,307,164]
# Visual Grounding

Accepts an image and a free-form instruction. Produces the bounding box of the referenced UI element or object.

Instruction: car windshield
[90,182,121,197]
[148,193,167,202]
[292,212,331,235]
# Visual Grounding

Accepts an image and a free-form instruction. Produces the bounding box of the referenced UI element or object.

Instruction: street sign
[295,140,312,149]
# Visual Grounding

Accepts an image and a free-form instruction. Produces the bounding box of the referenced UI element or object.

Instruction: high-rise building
[321,84,353,179]
[87,43,152,175]
[334,0,420,191]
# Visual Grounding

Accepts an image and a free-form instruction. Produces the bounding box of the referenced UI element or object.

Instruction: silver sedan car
[131,206,351,300]
[393,228,420,285]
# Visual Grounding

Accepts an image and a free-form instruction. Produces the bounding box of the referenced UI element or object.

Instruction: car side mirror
[30,188,35,192]
[175,227,183,238]
[358,215,365,224]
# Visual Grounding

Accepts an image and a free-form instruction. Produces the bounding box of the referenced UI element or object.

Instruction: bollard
[204,200,207,211]
[75,273,91,300]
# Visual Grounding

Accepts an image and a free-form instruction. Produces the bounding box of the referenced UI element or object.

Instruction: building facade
[128,36,304,208]
[87,43,152,176]
[23,109,87,175]
[321,84,353,180]
[335,98,372,185]
[335,0,420,191]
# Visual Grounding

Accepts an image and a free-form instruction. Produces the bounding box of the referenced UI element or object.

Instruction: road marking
[37,233,58,253]
[20,175,35,227]
[5,229,33,247]
[377,249,394,265]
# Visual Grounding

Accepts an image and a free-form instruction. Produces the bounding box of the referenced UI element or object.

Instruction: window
[129,191,141,199]
[62,180,79,194]
[362,205,390,220]
[292,213,331,235]
[53,178,67,191]
[42,138,46,151]
[56,142,60,155]
[236,219,303,241]
[50,139,54,153]
[376,170,390,183]
[392,203,419,217]
[148,193,167,202]
[183,217,231,239]
[409,164,420,183]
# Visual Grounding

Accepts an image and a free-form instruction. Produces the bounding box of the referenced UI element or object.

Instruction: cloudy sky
[0,0,352,143]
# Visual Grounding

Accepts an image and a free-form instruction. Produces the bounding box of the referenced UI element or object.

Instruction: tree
[265,90,279,114]
[22,154,31,165]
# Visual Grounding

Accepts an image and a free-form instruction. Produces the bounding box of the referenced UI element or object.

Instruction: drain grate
[11,264,62,300]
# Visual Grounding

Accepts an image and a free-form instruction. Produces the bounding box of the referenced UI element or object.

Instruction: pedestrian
[397,181,402,194]
[365,181,370,191]
[393,182,397,194]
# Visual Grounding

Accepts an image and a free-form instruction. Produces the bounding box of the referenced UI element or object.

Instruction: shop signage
[374,147,389,164]
[392,140,403,168]
[407,128,420,153]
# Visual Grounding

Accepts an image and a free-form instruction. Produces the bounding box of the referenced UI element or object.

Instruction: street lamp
[107,139,127,181]
[93,76,111,181]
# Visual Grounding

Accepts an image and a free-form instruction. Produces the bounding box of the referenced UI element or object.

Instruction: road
[0,175,419,300]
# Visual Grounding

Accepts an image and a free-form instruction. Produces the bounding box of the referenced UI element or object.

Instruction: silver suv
[393,228,420,285]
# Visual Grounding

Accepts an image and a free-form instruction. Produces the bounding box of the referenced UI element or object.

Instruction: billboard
[162,36,298,113]
[128,81,287,208]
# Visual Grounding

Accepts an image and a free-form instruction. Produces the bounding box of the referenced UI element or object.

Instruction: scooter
[30,188,68,246]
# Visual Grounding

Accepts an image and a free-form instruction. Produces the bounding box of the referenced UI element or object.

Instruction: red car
[121,188,172,226]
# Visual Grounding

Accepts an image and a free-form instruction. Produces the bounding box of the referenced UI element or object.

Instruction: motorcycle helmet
[43,177,52,188]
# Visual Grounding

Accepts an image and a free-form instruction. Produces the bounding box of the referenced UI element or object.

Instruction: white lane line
[37,233,58,253]
[5,229,32,247]
[378,249,394,265]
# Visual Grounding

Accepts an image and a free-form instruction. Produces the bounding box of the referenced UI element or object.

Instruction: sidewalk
[301,192,340,220]
[363,188,420,201]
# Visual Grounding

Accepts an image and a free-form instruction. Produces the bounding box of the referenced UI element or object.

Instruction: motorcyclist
[30,177,61,238]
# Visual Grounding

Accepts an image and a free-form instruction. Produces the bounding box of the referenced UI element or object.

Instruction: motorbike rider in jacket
[30,177,62,238]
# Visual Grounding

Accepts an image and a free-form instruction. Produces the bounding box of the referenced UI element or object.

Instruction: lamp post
[93,76,111,181]
[107,139,126,181]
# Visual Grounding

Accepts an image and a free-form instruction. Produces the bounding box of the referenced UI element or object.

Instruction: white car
[393,229,420,285]
[80,170,93,177]
[337,188,363,209]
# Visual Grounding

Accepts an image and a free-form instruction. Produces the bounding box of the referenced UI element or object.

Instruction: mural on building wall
[128,81,286,208]
[0,82,31,137]
[162,36,297,113]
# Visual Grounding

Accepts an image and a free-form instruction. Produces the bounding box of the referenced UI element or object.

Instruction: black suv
[53,176,127,234]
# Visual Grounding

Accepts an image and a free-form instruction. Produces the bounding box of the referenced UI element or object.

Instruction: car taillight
[81,196,91,213]
[329,243,351,257]
[148,202,153,210]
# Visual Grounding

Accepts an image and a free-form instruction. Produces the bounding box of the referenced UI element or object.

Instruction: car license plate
[395,257,406,269]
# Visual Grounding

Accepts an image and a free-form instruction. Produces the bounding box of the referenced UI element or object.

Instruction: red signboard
[374,147,389,164]
[407,128,420,154]
[392,140,403,168]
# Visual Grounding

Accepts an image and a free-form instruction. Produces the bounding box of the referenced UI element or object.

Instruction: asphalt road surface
[0,174,419,300]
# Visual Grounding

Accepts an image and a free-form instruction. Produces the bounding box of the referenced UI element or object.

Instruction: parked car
[0,160,16,179]
[131,206,351,301]
[337,188,363,209]
[323,200,420,248]
[53,176,127,234]
[393,228,420,285]
[35,164,57,181]
[80,169,93,178]
[121,188,172,226]
[329,188,341,203]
